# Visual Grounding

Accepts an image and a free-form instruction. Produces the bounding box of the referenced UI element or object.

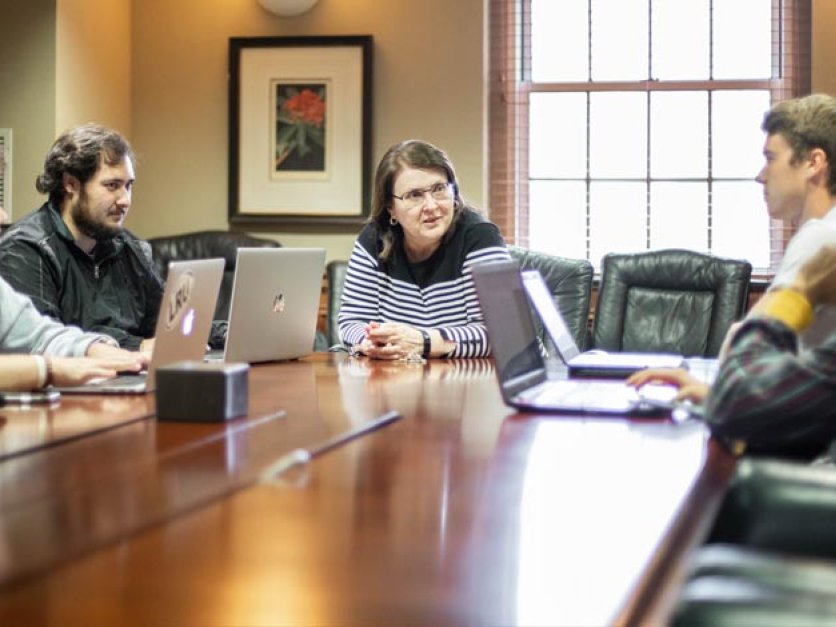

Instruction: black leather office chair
[673,458,836,625]
[592,249,752,357]
[708,458,836,557]
[507,246,594,350]
[326,260,349,347]
[148,230,280,320]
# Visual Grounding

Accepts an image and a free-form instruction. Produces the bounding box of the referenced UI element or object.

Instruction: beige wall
[0,0,56,219]
[129,0,487,261]
[56,0,132,136]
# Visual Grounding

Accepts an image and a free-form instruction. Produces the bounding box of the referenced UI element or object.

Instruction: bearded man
[0,124,163,350]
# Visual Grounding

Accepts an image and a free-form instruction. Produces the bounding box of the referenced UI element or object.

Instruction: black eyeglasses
[392,182,454,209]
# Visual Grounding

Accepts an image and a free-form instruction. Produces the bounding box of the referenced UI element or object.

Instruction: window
[489,0,811,274]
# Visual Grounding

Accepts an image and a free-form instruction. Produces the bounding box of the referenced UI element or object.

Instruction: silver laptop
[60,258,225,394]
[220,247,326,363]
[521,269,685,378]
[472,259,675,414]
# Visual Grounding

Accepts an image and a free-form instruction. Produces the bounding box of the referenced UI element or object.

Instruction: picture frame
[228,35,373,229]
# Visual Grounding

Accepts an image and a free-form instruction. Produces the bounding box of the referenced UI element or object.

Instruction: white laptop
[60,258,225,394]
[220,247,326,363]
[521,269,685,378]
[472,259,676,415]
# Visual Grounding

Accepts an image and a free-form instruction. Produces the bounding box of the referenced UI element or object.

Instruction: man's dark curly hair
[36,123,134,204]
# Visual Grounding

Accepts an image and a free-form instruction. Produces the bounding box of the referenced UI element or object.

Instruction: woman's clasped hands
[354,321,424,360]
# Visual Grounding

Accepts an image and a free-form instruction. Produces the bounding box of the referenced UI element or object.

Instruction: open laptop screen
[472,260,545,393]
[521,270,581,363]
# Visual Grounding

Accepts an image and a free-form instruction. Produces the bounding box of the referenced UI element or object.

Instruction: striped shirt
[338,209,510,358]
[705,318,836,459]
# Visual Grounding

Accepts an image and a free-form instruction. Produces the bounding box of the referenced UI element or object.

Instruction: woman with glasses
[338,139,510,359]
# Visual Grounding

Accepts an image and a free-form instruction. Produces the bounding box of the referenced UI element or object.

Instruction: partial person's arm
[704,318,836,455]
[0,274,145,365]
[0,279,144,389]
[705,246,836,456]
[0,275,97,356]
[0,354,143,391]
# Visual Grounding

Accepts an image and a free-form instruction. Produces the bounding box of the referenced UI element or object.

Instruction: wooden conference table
[0,354,735,626]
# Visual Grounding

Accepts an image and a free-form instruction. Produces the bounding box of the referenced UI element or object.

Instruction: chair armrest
[710,458,836,558]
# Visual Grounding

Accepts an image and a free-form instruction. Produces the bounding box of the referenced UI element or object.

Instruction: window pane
[713,0,771,79]
[711,181,770,270]
[650,183,708,251]
[531,0,588,82]
[529,181,587,260]
[651,91,708,178]
[651,0,709,80]
[590,93,646,178]
[712,90,771,179]
[589,182,646,265]
[591,0,648,81]
[530,93,587,179]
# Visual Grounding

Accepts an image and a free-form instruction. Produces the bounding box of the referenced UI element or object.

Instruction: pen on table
[259,410,403,482]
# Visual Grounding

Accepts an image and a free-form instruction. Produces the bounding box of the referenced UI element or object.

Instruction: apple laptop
[472,259,675,414]
[220,247,326,363]
[521,269,685,378]
[60,258,224,394]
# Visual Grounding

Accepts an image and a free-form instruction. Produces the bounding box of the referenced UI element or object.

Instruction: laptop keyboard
[530,380,638,405]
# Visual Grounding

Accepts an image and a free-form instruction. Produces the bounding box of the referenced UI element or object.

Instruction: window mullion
[528,79,774,92]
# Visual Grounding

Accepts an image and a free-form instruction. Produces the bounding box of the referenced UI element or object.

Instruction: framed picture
[228,35,373,229]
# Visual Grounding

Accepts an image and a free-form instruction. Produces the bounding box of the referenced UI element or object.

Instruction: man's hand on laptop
[50,356,145,387]
[626,368,709,403]
[86,341,149,370]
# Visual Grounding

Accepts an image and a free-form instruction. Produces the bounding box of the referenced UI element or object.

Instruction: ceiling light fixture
[258,0,319,17]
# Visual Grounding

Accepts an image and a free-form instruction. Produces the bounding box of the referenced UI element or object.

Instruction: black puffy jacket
[0,203,164,350]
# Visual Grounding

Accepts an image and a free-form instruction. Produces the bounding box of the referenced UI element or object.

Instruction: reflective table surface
[0,354,735,625]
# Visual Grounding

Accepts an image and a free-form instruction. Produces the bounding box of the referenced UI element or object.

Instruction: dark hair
[369,139,465,260]
[35,123,135,204]
[763,94,836,195]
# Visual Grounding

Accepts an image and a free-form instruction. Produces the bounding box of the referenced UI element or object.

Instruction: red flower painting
[275,84,326,171]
